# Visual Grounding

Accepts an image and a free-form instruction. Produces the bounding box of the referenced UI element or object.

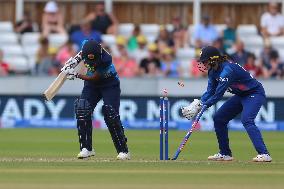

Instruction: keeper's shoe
[252,154,272,162]
[117,152,131,160]
[208,153,234,161]
[77,148,95,159]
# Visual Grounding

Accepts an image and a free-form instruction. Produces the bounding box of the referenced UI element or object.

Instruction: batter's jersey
[201,61,264,107]
[82,46,119,87]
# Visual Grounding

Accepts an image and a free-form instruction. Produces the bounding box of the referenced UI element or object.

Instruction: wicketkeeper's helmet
[197,46,221,72]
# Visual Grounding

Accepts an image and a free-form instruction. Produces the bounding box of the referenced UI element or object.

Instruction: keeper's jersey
[201,61,264,107]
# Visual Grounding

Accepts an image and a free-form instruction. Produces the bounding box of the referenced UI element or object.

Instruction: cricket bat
[43,51,82,101]
[43,71,68,101]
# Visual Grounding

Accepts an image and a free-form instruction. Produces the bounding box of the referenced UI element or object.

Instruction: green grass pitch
[0,129,283,189]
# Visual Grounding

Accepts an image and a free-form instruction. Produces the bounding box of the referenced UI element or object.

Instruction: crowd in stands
[1,1,284,79]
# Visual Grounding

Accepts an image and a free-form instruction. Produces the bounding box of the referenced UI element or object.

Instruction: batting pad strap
[74,99,93,120]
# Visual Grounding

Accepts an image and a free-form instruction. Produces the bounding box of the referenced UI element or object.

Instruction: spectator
[263,50,284,79]
[130,35,149,64]
[139,43,161,76]
[112,35,128,57]
[190,48,206,78]
[231,40,250,66]
[113,45,138,78]
[15,11,35,34]
[160,47,183,77]
[244,53,263,78]
[70,20,102,49]
[261,2,284,38]
[36,36,59,75]
[171,16,189,49]
[85,2,118,34]
[222,17,236,52]
[42,1,66,37]
[156,25,175,53]
[194,14,218,47]
[56,39,77,66]
[213,38,226,55]
[127,25,141,52]
[260,39,278,68]
[0,49,9,76]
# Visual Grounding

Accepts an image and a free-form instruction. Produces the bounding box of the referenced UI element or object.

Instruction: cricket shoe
[117,152,131,160]
[77,148,95,159]
[208,153,234,161]
[252,154,272,162]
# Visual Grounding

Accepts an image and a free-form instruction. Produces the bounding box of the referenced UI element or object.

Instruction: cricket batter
[182,46,272,162]
[64,39,130,160]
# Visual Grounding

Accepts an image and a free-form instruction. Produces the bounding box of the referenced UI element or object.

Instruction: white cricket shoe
[77,148,95,159]
[252,154,272,162]
[117,152,131,160]
[208,153,234,161]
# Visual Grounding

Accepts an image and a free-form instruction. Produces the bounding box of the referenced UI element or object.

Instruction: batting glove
[66,68,79,80]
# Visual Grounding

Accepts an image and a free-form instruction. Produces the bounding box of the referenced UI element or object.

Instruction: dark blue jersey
[82,46,119,87]
[201,61,264,107]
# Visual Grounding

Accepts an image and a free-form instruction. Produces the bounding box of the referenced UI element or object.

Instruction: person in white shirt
[261,2,284,37]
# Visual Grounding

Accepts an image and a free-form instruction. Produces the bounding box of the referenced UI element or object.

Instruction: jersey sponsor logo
[217,77,229,82]
[85,64,96,72]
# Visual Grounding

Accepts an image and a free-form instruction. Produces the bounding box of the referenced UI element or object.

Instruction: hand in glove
[181,99,202,120]
[66,68,79,80]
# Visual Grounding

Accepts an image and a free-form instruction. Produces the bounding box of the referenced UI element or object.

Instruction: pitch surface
[0,129,283,189]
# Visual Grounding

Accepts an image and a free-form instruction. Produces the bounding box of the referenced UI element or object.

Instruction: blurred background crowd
[0,0,284,79]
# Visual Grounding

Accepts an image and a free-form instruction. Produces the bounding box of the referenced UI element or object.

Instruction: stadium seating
[27,56,37,72]
[0,21,13,33]
[0,20,278,76]
[187,25,195,46]
[102,34,116,47]
[140,24,159,39]
[270,37,284,49]
[23,45,39,59]
[240,35,264,48]
[176,48,195,78]
[21,32,41,46]
[145,35,156,43]
[48,34,68,48]
[215,24,226,34]
[236,24,258,37]
[0,22,30,72]
[1,44,24,57]
[176,48,195,60]
[118,23,134,37]
[0,32,18,45]
[4,56,30,72]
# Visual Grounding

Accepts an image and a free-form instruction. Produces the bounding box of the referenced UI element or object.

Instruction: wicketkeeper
[182,46,272,162]
[63,39,130,160]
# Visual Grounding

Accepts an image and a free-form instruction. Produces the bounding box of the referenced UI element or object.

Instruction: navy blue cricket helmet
[197,46,222,72]
[81,39,102,64]
[198,46,221,63]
